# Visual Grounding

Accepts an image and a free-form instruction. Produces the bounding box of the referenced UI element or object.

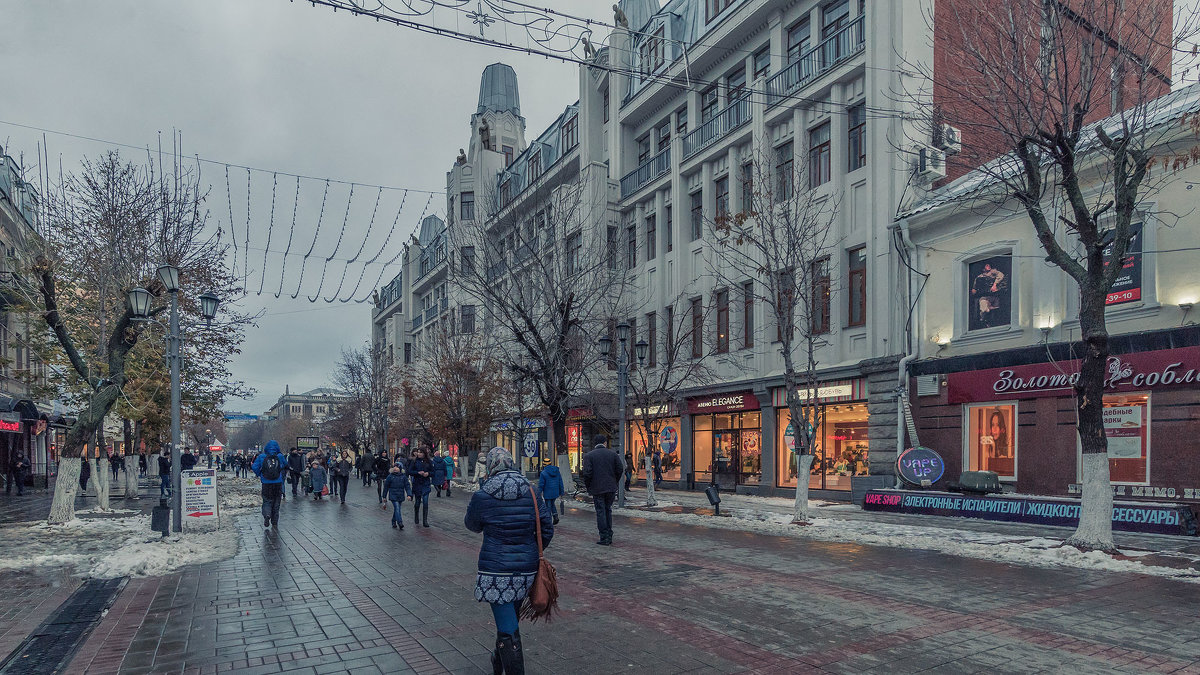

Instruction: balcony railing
[767,15,864,108]
[412,313,423,331]
[682,95,751,160]
[486,261,508,283]
[619,146,671,199]
[425,306,439,325]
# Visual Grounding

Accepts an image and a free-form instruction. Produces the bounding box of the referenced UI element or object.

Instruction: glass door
[712,428,739,490]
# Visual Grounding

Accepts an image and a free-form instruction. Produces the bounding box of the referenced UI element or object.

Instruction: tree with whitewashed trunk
[710,143,840,523]
[907,0,1200,550]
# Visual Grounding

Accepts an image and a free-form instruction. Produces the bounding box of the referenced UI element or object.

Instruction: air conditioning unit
[917,146,946,182]
[935,123,962,155]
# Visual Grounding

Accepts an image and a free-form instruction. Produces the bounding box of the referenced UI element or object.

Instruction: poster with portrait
[967,255,1012,331]
[1104,221,1143,305]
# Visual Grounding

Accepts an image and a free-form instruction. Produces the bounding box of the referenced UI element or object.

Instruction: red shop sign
[946,345,1200,403]
[0,419,21,433]
[687,391,760,414]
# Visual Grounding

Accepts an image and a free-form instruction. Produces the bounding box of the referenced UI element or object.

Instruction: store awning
[0,396,42,421]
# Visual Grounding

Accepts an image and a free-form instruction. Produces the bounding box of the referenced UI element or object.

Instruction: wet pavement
[3,477,1200,673]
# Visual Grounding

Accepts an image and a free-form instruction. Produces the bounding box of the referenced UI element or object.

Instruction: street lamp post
[599,323,631,507]
[129,265,219,533]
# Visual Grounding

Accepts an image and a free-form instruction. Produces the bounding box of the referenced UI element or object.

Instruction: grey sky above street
[0,0,607,416]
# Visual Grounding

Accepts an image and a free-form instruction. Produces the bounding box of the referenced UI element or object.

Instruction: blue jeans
[545,497,557,515]
[159,474,170,498]
[390,499,404,525]
[593,492,615,539]
[490,601,518,634]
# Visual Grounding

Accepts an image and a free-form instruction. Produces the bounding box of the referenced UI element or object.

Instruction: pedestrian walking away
[381,465,412,529]
[582,435,624,545]
[433,450,448,498]
[326,453,339,499]
[309,461,328,500]
[653,449,664,488]
[138,452,147,479]
[358,452,372,486]
[79,457,91,494]
[157,450,170,498]
[334,452,351,504]
[407,447,435,527]
[443,451,456,497]
[374,452,391,502]
[252,440,287,528]
[537,462,564,524]
[623,450,634,491]
[465,447,554,675]
[287,447,304,498]
[7,452,28,496]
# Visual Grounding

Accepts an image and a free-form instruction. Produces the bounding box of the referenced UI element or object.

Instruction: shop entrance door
[712,430,739,490]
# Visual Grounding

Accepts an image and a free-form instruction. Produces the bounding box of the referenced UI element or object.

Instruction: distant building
[263,386,349,424]
[222,412,259,433]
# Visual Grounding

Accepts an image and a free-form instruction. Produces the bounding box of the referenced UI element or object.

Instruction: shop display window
[1100,393,1150,484]
[965,403,1017,479]
[626,418,683,482]
[776,403,869,490]
[691,411,760,486]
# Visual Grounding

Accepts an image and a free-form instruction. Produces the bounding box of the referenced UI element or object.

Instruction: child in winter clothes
[382,466,413,529]
[538,463,565,524]
[442,453,456,496]
[309,462,328,500]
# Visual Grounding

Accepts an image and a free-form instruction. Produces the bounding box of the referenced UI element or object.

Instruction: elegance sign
[687,391,760,414]
[947,346,1200,403]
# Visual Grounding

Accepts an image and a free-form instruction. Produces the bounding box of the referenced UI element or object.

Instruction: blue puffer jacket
[382,471,412,501]
[408,457,435,495]
[432,457,448,485]
[537,465,564,500]
[252,441,287,484]
[465,470,554,574]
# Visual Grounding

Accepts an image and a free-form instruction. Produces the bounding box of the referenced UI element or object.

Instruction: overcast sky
[0,0,608,416]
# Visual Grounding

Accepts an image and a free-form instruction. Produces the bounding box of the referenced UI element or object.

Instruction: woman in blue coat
[537,463,564,524]
[432,450,449,498]
[309,461,328,500]
[465,447,554,675]
[381,466,412,529]
[407,447,436,527]
[442,452,456,497]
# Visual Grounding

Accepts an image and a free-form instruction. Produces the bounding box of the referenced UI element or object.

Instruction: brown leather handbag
[519,490,559,623]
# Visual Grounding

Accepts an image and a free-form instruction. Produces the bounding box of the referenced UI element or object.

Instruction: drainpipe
[893,217,919,483]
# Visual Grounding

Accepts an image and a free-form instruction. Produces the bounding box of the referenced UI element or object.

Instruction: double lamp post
[597,322,646,508]
[127,264,220,533]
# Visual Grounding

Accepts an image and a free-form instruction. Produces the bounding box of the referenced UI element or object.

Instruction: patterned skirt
[474,571,537,605]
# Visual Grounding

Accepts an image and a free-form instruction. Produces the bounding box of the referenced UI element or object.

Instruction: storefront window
[567,423,583,474]
[626,417,682,482]
[965,403,1017,479]
[693,414,713,482]
[776,404,869,490]
[1101,393,1149,484]
[690,411,761,486]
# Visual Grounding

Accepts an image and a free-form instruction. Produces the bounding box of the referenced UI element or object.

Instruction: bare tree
[907,0,1197,550]
[28,150,247,523]
[710,144,840,522]
[332,342,397,460]
[448,173,628,473]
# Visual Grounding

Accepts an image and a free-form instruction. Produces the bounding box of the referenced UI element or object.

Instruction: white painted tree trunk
[1065,453,1116,551]
[792,454,816,523]
[95,456,110,511]
[48,457,81,524]
[124,458,139,499]
[643,454,657,507]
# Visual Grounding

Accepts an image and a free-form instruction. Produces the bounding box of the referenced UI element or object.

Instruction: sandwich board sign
[182,468,219,530]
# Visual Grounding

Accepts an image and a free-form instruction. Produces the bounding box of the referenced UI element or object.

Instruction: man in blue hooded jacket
[253,440,287,529]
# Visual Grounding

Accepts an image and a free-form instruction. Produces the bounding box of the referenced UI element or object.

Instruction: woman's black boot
[497,630,524,675]
[491,633,504,675]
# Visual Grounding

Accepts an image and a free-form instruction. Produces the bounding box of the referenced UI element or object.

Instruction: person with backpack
[537,462,565,524]
[465,447,555,675]
[382,466,412,529]
[252,440,287,529]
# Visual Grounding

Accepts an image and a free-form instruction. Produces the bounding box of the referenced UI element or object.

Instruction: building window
[811,257,831,334]
[627,223,637,269]
[499,179,512,205]
[606,225,619,269]
[460,246,475,274]
[461,191,475,220]
[753,45,770,80]
[727,67,747,100]
[701,86,719,123]
[847,103,866,171]
[567,231,582,276]
[640,26,665,76]
[742,280,754,349]
[715,176,729,219]
[603,87,610,123]
[690,191,703,241]
[809,122,832,188]
[529,151,542,180]
[1098,393,1150,484]
[677,107,688,134]
[646,311,657,367]
[847,246,866,327]
[503,145,514,166]
[665,206,673,252]
[741,162,753,213]
[966,403,1017,480]
[657,120,671,152]
[646,214,657,261]
[638,136,652,164]
[691,297,703,358]
[715,289,729,353]
[822,0,850,39]
[787,17,810,62]
[967,253,1012,331]
[563,115,579,149]
[665,305,676,364]
[404,343,412,364]
[706,0,734,23]
[461,305,476,334]
[776,142,794,200]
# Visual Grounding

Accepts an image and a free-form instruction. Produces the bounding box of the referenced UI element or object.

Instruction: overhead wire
[275,176,302,298]
[290,179,331,300]
[306,183,356,302]
[339,189,409,303]
[258,172,279,296]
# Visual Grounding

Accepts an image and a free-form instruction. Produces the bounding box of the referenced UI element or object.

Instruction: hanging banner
[1105,221,1143,305]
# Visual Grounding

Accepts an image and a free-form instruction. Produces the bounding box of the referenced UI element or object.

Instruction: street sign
[296,436,319,450]
[523,436,538,458]
[181,469,218,528]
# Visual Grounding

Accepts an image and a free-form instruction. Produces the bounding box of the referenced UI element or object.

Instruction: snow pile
[220,476,263,512]
[603,503,1200,582]
[87,522,239,578]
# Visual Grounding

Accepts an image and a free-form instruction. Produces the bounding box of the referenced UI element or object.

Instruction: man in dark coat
[374,452,392,503]
[286,447,305,498]
[582,434,625,546]
[8,453,28,496]
[180,449,197,471]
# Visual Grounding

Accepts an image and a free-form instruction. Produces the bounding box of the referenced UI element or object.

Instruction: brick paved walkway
[4,478,1195,674]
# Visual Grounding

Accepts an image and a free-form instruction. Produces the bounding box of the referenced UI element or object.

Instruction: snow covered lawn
[0,476,261,579]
